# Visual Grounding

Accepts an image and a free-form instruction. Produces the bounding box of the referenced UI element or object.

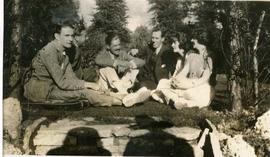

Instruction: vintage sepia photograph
[2,0,270,156]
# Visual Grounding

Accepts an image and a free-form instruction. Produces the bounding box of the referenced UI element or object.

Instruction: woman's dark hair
[191,29,209,46]
[170,32,192,51]
[105,32,120,45]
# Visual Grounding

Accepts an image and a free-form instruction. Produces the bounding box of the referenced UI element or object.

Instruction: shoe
[123,87,151,107]
[151,90,164,103]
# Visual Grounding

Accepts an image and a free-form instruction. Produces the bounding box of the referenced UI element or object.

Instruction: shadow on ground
[123,115,195,156]
[47,127,111,156]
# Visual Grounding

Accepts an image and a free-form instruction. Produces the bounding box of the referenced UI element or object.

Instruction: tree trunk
[229,2,242,115]
[253,11,265,105]
[9,0,22,97]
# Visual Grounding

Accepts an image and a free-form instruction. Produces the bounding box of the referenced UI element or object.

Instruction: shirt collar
[52,39,65,53]
[155,44,162,55]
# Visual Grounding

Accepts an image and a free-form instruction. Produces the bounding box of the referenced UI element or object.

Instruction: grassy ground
[22,74,269,129]
[20,74,270,156]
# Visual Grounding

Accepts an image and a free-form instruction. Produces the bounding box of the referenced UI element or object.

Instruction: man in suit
[138,29,178,90]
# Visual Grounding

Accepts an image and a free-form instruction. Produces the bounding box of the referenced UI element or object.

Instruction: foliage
[81,30,107,68]
[19,0,78,67]
[89,0,130,42]
[83,0,130,68]
[195,1,270,107]
[148,0,188,38]
[130,26,152,58]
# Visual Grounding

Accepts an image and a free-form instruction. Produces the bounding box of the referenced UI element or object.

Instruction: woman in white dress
[152,32,215,109]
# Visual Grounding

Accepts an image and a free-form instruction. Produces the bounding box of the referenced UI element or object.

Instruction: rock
[164,127,201,141]
[34,134,75,146]
[3,140,22,155]
[205,119,218,133]
[129,129,150,137]
[254,109,270,139]
[23,117,47,154]
[103,145,119,154]
[112,126,131,137]
[82,117,95,122]
[118,138,129,146]
[209,133,223,157]
[197,128,209,148]
[192,145,204,157]
[99,138,114,147]
[3,97,22,140]
[218,133,230,141]
[222,135,256,157]
[35,146,59,155]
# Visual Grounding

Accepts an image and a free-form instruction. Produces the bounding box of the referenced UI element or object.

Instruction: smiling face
[152,31,164,49]
[55,26,74,49]
[109,37,121,56]
[171,37,184,56]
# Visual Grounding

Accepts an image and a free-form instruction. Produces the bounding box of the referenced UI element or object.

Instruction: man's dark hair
[53,20,75,34]
[152,27,164,37]
[105,32,120,45]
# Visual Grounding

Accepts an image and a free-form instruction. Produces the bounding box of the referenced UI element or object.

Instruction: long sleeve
[95,50,115,67]
[40,50,85,90]
[123,52,145,68]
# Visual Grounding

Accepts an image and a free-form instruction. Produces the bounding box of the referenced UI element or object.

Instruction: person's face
[171,38,184,55]
[152,31,164,49]
[55,26,74,49]
[109,37,121,56]
[191,39,205,54]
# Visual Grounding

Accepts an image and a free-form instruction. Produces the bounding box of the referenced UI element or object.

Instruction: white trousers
[97,67,139,94]
[152,79,215,109]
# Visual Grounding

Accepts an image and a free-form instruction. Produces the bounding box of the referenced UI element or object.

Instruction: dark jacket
[138,44,178,87]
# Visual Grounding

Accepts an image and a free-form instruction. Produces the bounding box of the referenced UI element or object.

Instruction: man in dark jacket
[138,29,178,89]
[23,22,121,106]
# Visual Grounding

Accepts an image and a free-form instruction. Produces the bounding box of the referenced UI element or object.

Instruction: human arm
[41,51,85,90]
[84,82,100,91]
[95,50,115,67]
[171,57,213,89]
[171,67,211,89]
[122,50,145,69]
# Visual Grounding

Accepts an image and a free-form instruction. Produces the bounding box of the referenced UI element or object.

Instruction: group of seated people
[23,21,215,110]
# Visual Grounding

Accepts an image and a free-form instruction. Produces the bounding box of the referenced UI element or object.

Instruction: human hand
[85,82,100,91]
[118,65,129,73]
[129,49,139,56]
[171,77,181,89]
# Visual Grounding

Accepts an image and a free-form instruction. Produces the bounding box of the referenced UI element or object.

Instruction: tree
[83,0,130,68]
[130,26,151,57]
[6,0,22,97]
[4,0,78,97]
[195,1,270,113]
[89,0,130,42]
[148,0,188,37]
